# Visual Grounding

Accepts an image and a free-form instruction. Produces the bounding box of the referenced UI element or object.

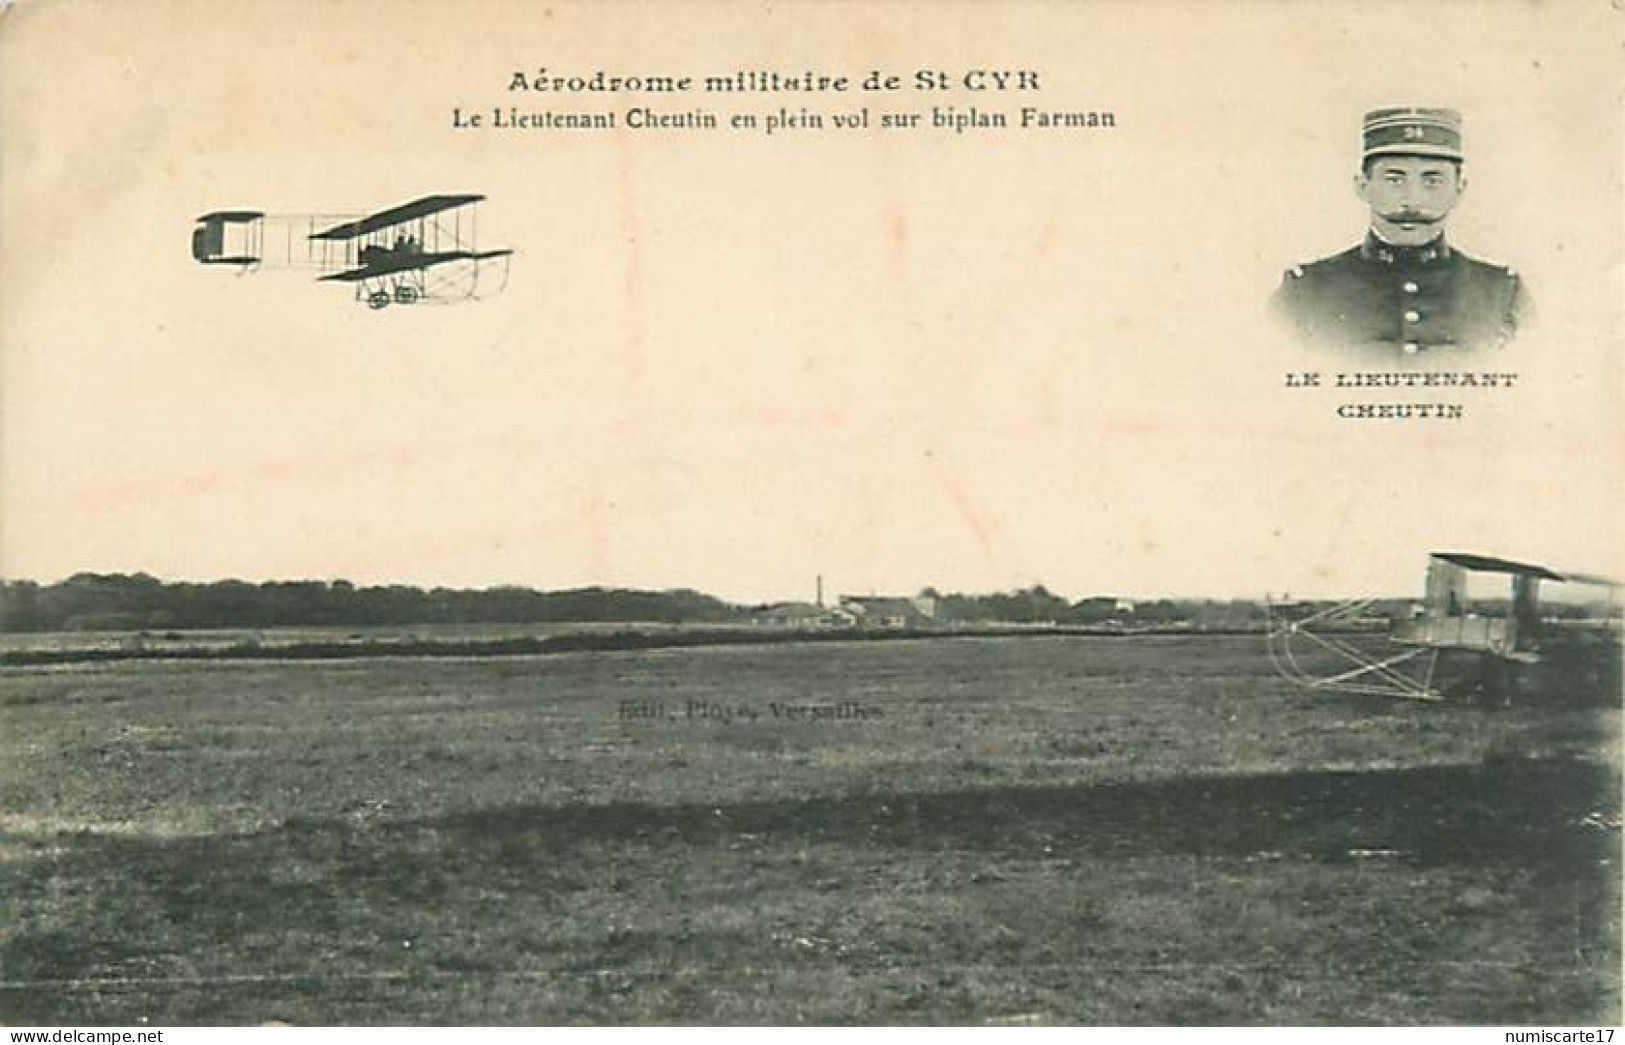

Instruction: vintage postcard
[1,0,1621,1027]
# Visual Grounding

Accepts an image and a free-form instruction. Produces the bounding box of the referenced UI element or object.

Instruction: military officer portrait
[1271,107,1529,357]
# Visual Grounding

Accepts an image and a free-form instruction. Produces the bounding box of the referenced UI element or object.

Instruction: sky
[2,0,1621,604]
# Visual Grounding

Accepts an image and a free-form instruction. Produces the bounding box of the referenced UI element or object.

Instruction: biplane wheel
[367,290,391,310]
[394,285,420,305]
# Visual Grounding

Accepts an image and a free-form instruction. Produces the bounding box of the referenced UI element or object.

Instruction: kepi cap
[1363,107,1463,162]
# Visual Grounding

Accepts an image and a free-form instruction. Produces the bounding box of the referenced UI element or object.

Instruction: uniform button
[1403,342,1419,354]
[1402,281,1419,294]
[1404,310,1421,323]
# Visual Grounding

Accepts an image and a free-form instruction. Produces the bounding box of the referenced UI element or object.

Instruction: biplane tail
[192,211,266,268]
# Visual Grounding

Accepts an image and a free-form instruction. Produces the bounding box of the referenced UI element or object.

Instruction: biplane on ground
[1267,552,1622,705]
[191,195,512,309]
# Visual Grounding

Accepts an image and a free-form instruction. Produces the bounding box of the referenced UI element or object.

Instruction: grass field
[1,634,1618,1025]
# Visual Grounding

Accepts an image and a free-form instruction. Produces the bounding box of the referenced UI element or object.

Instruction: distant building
[839,595,938,630]
[751,602,856,629]
[1071,596,1136,623]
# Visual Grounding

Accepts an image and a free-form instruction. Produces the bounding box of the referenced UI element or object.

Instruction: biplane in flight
[191,194,512,309]
[1267,551,1621,704]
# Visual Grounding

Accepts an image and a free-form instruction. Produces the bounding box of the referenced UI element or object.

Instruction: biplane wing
[1426,553,1620,589]
[319,249,514,282]
[308,195,486,242]
[1429,552,1567,581]
[1556,571,1624,589]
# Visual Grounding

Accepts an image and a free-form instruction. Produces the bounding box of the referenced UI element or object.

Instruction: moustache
[1380,209,1444,225]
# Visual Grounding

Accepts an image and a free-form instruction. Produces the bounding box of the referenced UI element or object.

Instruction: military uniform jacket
[1272,234,1527,354]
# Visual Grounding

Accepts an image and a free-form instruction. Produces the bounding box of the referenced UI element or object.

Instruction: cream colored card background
[2,0,1620,604]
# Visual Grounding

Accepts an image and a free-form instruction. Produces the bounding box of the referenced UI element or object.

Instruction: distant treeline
[924,587,1288,628]
[8,572,1601,634]
[0,574,740,632]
